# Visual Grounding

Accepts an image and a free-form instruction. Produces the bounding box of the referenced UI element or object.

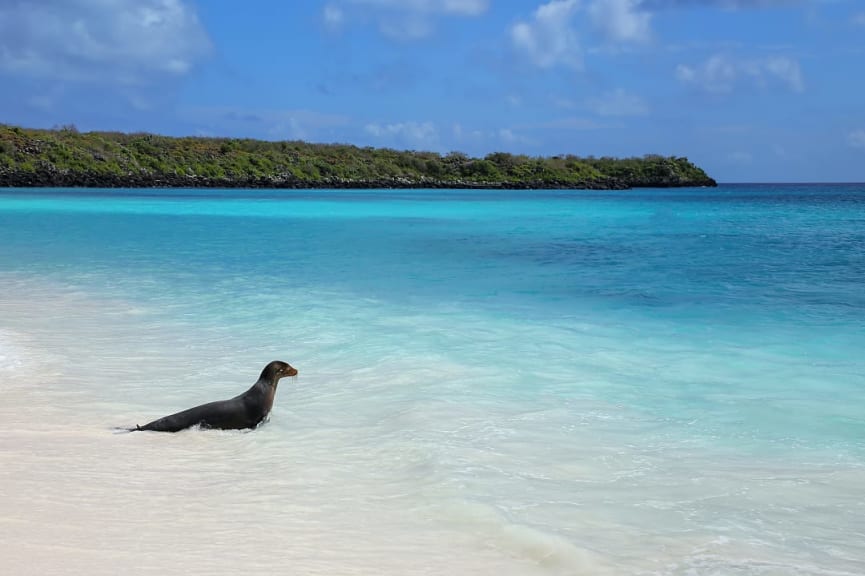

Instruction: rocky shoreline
[0,168,714,190]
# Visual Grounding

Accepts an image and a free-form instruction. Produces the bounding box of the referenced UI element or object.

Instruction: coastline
[0,124,718,190]
[0,167,717,190]
[0,168,636,190]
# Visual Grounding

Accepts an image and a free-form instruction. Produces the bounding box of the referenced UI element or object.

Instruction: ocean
[1,185,863,575]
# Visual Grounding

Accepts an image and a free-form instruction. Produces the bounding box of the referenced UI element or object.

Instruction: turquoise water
[1,185,863,575]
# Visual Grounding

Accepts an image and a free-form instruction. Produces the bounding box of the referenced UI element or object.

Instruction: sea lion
[130,360,298,432]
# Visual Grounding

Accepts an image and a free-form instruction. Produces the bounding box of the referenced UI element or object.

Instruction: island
[0,124,717,190]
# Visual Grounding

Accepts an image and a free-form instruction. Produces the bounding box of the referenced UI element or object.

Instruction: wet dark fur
[131,360,297,432]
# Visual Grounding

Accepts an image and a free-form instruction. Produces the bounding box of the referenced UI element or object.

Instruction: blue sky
[1,1,863,182]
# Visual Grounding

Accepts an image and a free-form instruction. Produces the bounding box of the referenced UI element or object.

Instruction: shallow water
[1,185,863,575]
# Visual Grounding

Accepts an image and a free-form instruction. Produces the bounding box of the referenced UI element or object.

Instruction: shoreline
[0,168,716,190]
[1,170,627,190]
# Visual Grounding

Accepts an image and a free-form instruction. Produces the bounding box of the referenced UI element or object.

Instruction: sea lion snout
[261,360,297,381]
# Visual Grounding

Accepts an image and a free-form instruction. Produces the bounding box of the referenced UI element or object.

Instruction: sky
[0,1,863,182]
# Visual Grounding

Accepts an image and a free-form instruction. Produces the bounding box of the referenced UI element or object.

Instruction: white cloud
[498,128,518,142]
[676,54,803,93]
[511,0,582,69]
[511,0,656,69]
[326,0,488,39]
[452,122,487,142]
[365,121,438,144]
[449,124,534,146]
[0,0,211,84]
[587,89,649,116]
[848,130,865,150]
[185,107,351,141]
[497,128,539,146]
[323,4,345,28]
[588,0,652,44]
[676,55,737,92]
[760,56,803,92]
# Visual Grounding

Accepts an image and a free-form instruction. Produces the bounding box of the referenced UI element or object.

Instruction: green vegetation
[0,124,716,189]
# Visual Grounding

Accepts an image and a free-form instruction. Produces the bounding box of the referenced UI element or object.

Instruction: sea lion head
[260,360,298,384]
